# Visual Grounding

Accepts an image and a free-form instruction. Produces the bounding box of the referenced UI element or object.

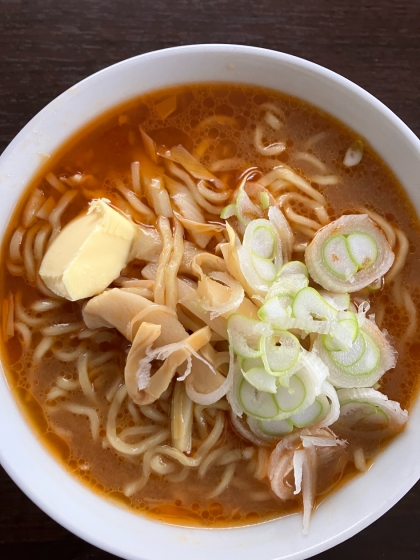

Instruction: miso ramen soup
[1,84,420,531]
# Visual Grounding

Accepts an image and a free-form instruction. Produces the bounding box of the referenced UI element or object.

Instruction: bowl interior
[1,45,420,560]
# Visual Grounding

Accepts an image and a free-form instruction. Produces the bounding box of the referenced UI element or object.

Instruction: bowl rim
[1,43,420,560]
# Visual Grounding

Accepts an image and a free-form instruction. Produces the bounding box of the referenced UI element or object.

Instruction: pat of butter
[40,199,137,301]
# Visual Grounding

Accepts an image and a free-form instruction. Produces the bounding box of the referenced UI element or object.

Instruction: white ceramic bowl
[1,45,420,560]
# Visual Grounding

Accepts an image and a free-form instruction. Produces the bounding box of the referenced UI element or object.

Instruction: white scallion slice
[258,418,294,436]
[269,354,327,420]
[341,333,380,376]
[242,218,282,284]
[292,287,338,321]
[318,382,341,427]
[246,416,291,442]
[239,377,278,419]
[260,192,270,210]
[318,290,350,311]
[296,351,329,395]
[236,244,276,295]
[275,374,306,413]
[314,319,396,388]
[266,273,308,300]
[346,233,377,270]
[343,140,363,167]
[241,356,264,371]
[261,330,301,375]
[290,398,324,428]
[220,203,237,220]
[243,367,277,393]
[241,357,277,393]
[243,219,276,256]
[258,295,293,324]
[227,314,272,358]
[322,235,358,279]
[250,253,277,282]
[328,331,366,367]
[268,205,294,263]
[323,315,359,352]
[336,388,408,432]
[305,214,394,293]
[339,401,389,429]
[277,260,308,278]
[249,224,276,259]
[261,296,355,348]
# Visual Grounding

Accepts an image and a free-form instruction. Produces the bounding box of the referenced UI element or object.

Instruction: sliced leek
[241,357,278,393]
[292,287,337,321]
[305,214,395,292]
[275,373,307,413]
[227,314,273,358]
[336,388,408,432]
[257,418,294,436]
[315,318,396,388]
[237,217,284,292]
[322,235,358,279]
[238,377,278,419]
[260,287,358,350]
[220,170,263,225]
[215,210,402,439]
[261,330,301,376]
[290,397,325,428]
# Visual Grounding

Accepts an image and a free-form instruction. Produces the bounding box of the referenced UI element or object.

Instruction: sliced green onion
[318,290,350,311]
[237,245,273,294]
[274,374,306,412]
[328,331,366,367]
[314,319,396,388]
[341,333,380,376]
[258,296,293,324]
[261,330,301,376]
[277,261,308,278]
[290,397,324,428]
[346,233,377,270]
[336,388,408,432]
[322,235,358,279]
[227,314,272,358]
[258,418,293,436]
[339,401,389,429]
[220,203,237,220]
[261,293,356,349]
[241,356,264,371]
[323,314,359,351]
[241,357,278,393]
[249,225,276,259]
[292,287,337,321]
[259,192,270,210]
[266,273,308,300]
[305,214,394,293]
[268,206,294,263]
[240,218,283,288]
[250,253,277,282]
[239,377,278,419]
[295,351,329,395]
[318,382,341,427]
